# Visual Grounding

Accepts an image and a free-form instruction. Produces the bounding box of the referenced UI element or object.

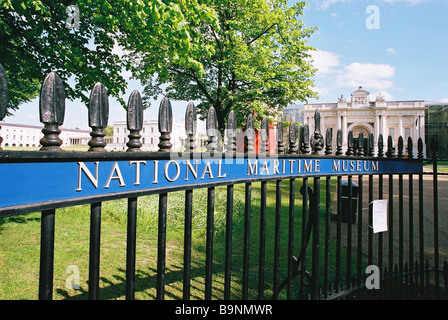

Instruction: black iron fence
[0,68,446,300]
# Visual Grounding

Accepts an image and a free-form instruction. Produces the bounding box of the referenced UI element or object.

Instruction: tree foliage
[1,0,316,132]
[128,0,317,130]
[0,0,216,116]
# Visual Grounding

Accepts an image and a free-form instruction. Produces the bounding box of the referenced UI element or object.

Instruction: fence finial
[39,72,66,151]
[88,82,109,152]
[378,134,384,157]
[302,124,310,154]
[357,132,364,156]
[126,90,143,152]
[260,117,269,154]
[277,118,284,154]
[245,114,255,153]
[206,106,218,152]
[386,135,395,158]
[397,136,404,158]
[336,129,343,156]
[325,128,333,155]
[0,63,8,150]
[226,110,236,153]
[368,133,375,157]
[346,131,354,156]
[289,121,298,154]
[310,109,324,155]
[407,136,414,159]
[417,137,423,160]
[158,97,173,152]
[185,102,197,152]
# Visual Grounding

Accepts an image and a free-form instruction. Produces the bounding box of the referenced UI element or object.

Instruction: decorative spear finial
[245,114,255,153]
[407,136,414,159]
[336,129,343,156]
[277,118,284,154]
[206,106,218,152]
[226,110,236,153]
[158,97,173,152]
[185,102,197,152]
[377,134,384,157]
[302,124,310,154]
[39,72,66,151]
[310,109,324,155]
[325,128,333,155]
[260,117,269,154]
[358,132,364,156]
[368,133,375,157]
[126,90,143,152]
[346,131,354,156]
[88,82,109,152]
[386,135,395,158]
[289,121,298,154]
[397,136,404,158]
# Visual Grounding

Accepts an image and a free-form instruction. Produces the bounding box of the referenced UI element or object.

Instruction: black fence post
[38,209,55,300]
[431,136,440,297]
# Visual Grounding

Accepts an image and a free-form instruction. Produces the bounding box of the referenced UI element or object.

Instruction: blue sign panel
[0,157,422,211]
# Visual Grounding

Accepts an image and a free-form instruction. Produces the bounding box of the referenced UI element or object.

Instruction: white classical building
[303,87,427,156]
[108,120,186,151]
[0,123,90,148]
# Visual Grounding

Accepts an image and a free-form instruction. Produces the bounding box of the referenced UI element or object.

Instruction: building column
[342,114,347,147]
[398,115,403,140]
[381,115,387,139]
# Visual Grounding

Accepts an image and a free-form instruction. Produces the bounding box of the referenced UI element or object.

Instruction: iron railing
[0,67,446,300]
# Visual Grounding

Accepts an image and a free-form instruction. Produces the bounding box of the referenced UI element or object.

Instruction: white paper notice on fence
[372,199,388,233]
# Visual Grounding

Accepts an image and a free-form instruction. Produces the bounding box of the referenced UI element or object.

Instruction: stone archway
[347,122,374,138]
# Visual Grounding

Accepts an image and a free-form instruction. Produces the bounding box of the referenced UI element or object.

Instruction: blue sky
[6,0,448,130]
[301,0,448,104]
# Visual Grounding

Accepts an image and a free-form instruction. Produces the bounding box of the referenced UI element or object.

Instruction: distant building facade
[108,120,186,151]
[302,86,427,156]
[1,123,90,148]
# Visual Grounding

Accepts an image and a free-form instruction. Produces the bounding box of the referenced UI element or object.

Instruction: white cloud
[440,98,448,103]
[309,50,341,74]
[336,62,395,91]
[316,0,353,10]
[387,48,396,54]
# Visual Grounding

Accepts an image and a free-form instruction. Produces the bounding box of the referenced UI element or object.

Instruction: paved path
[329,172,448,267]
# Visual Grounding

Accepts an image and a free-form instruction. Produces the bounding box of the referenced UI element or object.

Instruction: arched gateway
[302,86,427,156]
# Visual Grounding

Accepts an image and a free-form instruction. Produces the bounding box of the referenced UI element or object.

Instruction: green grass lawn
[0,178,353,300]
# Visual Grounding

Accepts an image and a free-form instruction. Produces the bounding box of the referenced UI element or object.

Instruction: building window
[405,128,411,140]
[389,128,396,140]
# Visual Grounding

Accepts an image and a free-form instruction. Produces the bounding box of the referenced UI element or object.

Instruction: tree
[128,0,317,131]
[0,0,216,117]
